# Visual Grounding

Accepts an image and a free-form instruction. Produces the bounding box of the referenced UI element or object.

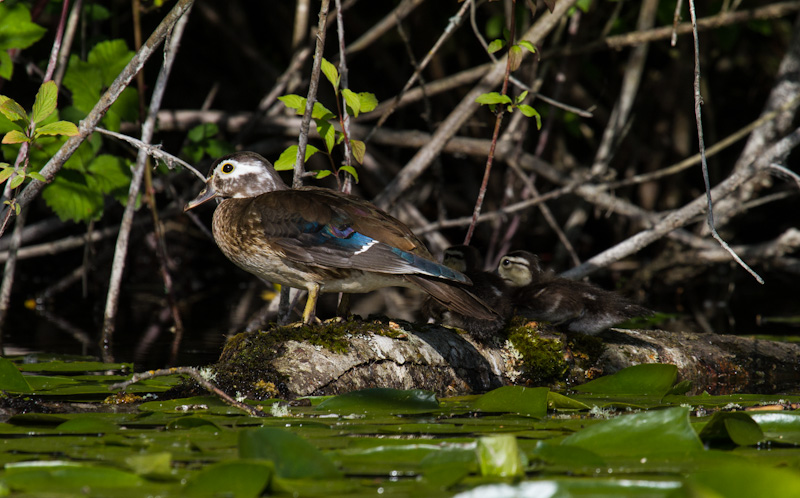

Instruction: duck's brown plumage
[186,152,497,323]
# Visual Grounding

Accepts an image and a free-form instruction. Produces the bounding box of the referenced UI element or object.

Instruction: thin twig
[688,0,764,284]
[295,0,331,188]
[94,128,206,180]
[464,0,517,245]
[101,3,194,362]
[109,367,268,417]
[334,0,353,193]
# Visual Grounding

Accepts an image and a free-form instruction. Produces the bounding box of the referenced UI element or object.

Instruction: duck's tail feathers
[406,275,499,321]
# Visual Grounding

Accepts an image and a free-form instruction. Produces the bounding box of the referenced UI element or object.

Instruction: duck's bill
[184,183,217,211]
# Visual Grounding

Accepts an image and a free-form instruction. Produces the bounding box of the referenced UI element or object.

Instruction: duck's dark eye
[221,162,234,174]
[502,259,510,267]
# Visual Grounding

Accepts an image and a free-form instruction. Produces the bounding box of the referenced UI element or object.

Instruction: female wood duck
[184,152,497,324]
[497,250,651,335]
[422,245,511,338]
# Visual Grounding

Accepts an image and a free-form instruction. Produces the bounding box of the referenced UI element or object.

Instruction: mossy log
[211,317,800,399]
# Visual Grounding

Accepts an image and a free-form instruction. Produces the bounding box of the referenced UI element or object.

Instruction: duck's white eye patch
[221,162,235,174]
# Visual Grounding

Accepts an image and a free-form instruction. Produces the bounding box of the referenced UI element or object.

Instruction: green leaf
[41,169,105,223]
[699,412,764,446]
[125,452,172,478]
[342,88,361,117]
[561,406,704,457]
[187,123,219,142]
[340,165,359,182]
[358,92,378,113]
[477,435,524,477]
[316,388,439,415]
[9,173,25,189]
[0,50,12,80]
[278,95,334,120]
[4,464,144,493]
[184,460,273,498]
[26,171,47,182]
[350,139,365,164]
[0,97,29,124]
[31,81,58,124]
[274,145,320,171]
[516,90,529,103]
[314,170,333,179]
[750,412,800,445]
[34,120,79,138]
[546,391,590,410]
[63,39,134,118]
[472,386,548,418]
[277,94,306,113]
[317,121,335,153]
[311,102,335,121]
[475,92,512,105]
[2,129,29,144]
[239,427,342,479]
[518,40,537,54]
[0,357,32,392]
[0,4,47,52]
[687,462,800,497]
[487,39,506,54]
[320,57,340,90]
[508,45,523,72]
[0,166,15,183]
[517,104,541,129]
[572,363,678,396]
[87,154,131,200]
[56,417,120,434]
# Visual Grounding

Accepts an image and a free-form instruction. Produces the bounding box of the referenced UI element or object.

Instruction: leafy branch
[0,81,78,213]
[276,57,377,187]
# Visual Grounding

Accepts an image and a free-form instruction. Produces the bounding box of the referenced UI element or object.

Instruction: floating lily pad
[0,356,32,392]
[472,386,548,418]
[698,411,764,446]
[4,462,144,493]
[183,460,272,498]
[572,363,678,396]
[561,406,704,456]
[238,427,342,479]
[315,388,439,415]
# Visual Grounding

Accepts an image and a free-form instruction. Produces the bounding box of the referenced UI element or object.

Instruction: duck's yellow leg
[302,284,321,324]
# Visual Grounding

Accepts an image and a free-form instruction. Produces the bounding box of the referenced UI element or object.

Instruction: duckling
[498,250,651,334]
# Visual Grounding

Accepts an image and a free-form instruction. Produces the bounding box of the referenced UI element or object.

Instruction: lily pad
[572,363,677,396]
[238,427,342,479]
[315,388,439,415]
[0,356,32,392]
[561,406,704,456]
[183,460,272,498]
[698,411,764,446]
[472,386,548,418]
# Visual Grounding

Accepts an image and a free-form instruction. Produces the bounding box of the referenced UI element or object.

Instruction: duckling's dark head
[185,152,289,211]
[443,245,483,273]
[497,250,542,287]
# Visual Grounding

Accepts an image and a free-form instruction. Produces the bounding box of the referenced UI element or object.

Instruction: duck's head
[184,152,288,211]
[497,250,542,287]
